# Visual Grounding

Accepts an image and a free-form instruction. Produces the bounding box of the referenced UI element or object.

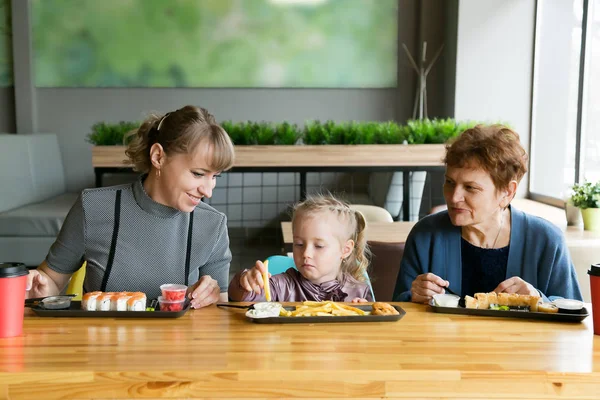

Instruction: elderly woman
[393,125,583,303]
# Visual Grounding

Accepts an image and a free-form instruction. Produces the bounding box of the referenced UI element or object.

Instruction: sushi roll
[110,292,131,311]
[96,293,113,311]
[81,291,102,311]
[127,293,147,311]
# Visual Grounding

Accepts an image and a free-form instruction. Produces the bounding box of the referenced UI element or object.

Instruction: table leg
[95,169,102,188]
[300,172,307,200]
[403,171,410,221]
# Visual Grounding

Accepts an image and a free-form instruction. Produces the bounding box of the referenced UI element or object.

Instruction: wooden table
[281,221,416,246]
[1,303,598,399]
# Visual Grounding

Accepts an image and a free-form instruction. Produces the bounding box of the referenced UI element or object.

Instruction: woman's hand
[351,297,368,303]
[411,273,449,304]
[494,276,539,296]
[240,261,270,295]
[25,269,53,299]
[187,275,221,309]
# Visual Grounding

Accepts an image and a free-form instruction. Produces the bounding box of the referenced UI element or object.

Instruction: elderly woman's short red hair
[443,125,528,191]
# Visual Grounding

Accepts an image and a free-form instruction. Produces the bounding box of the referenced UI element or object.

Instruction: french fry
[302,300,327,307]
[279,308,292,317]
[332,309,358,316]
[263,260,271,302]
[331,302,366,315]
[277,300,366,317]
[291,304,332,316]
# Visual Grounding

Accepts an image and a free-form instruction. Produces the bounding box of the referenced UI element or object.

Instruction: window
[581,0,600,182]
[530,0,583,201]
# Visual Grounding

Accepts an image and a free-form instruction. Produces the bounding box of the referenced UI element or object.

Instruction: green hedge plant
[87,121,140,146]
[87,118,502,146]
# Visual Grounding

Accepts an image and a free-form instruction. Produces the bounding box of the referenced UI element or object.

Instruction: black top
[460,238,509,297]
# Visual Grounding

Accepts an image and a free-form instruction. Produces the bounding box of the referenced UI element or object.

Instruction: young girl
[228,194,374,302]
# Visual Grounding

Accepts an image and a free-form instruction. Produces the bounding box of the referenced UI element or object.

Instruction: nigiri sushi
[127,293,147,311]
[81,291,102,311]
[96,293,113,311]
[110,292,131,311]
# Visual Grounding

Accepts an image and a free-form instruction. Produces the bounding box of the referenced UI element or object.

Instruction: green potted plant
[570,181,600,231]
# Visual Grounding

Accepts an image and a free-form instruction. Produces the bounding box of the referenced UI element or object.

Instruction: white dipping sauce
[246,302,282,318]
[433,294,460,308]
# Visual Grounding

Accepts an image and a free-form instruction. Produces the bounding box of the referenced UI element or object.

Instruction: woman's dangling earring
[157,168,161,179]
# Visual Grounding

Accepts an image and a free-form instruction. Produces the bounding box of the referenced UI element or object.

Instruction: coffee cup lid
[0,262,28,278]
[588,264,600,277]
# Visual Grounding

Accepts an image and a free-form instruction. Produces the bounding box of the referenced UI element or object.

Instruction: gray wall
[454,0,536,197]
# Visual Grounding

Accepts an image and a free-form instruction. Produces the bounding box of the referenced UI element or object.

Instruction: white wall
[454,0,536,197]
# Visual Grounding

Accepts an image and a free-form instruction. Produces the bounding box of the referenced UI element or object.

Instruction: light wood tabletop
[1,303,598,399]
[92,144,446,168]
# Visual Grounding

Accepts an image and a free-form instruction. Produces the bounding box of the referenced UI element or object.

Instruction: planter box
[92,144,446,169]
[91,144,446,221]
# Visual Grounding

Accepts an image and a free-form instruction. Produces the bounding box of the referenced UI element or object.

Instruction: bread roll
[538,303,558,313]
[465,295,478,309]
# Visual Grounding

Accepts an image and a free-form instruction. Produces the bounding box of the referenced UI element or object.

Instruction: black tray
[31,300,190,318]
[246,304,406,324]
[429,300,589,323]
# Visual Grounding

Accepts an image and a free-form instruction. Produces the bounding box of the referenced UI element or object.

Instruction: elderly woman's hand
[411,273,449,304]
[187,275,221,309]
[494,276,539,296]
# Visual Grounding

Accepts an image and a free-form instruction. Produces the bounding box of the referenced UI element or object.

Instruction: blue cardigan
[393,207,583,302]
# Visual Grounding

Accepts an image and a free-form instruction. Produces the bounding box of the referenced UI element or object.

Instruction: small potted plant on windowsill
[570,181,600,231]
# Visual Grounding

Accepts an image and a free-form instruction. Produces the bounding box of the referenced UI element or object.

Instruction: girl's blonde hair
[291,194,370,282]
[124,105,235,173]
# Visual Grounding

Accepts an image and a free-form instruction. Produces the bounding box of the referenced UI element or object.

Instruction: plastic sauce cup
[433,294,460,308]
[160,284,188,302]
[157,296,186,312]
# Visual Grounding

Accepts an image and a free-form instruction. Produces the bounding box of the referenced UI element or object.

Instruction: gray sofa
[0,133,78,266]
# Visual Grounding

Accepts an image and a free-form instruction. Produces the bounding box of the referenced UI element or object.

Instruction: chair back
[368,241,405,301]
[66,261,86,300]
[265,255,296,275]
[349,204,393,223]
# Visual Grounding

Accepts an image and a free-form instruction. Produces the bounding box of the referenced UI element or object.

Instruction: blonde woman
[229,194,373,302]
[27,106,235,309]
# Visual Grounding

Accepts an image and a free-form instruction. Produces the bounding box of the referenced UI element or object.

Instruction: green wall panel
[32,0,398,88]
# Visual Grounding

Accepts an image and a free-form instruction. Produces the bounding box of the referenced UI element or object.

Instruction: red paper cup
[0,263,28,338]
[589,264,600,335]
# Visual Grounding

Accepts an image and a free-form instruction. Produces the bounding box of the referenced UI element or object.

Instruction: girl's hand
[240,261,271,295]
[411,273,449,304]
[187,275,221,309]
[494,276,539,296]
[350,297,368,303]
